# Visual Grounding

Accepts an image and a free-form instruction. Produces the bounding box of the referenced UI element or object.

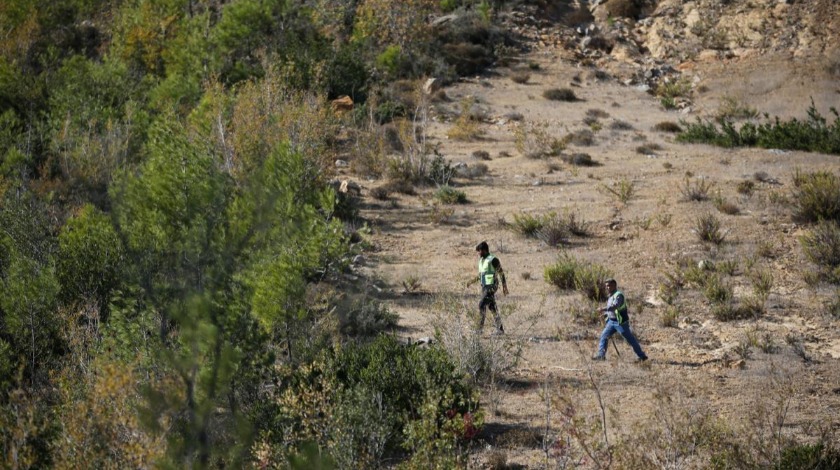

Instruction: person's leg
[487,292,503,332]
[595,321,617,358]
[478,289,492,329]
[615,322,647,360]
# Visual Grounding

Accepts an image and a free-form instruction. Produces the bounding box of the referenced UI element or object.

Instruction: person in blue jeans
[593,278,648,362]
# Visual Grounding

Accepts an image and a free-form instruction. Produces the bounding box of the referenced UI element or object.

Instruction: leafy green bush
[434,186,468,204]
[776,442,840,469]
[544,254,612,300]
[678,103,840,155]
[340,299,399,337]
[511,213,546,237]
[791,170,840,223]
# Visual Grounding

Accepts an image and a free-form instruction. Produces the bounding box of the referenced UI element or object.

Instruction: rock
[352,255,365,266]
[431,13,458,27]
[335,159,349,168]
[423,78,441,95]
[330,95,354,112]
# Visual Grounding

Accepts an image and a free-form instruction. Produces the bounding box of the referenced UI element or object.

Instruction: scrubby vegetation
[678,103,840,155]
[544,254,612,301]
[0,0,513,466]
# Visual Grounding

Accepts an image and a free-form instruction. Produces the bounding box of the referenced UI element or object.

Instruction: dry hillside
[344,1,840,467]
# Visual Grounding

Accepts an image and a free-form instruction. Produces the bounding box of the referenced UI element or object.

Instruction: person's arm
[601,292,623,318]
[493,258,509,296]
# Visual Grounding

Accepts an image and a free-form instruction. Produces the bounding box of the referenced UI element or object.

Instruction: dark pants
[478,286,503,331]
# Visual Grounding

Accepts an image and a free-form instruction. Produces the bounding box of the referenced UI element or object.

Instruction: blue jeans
[597,319,647,359]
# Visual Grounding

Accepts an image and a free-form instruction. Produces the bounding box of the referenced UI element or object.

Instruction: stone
[423,78,441,95]
[330,95,353,112]
[335,159,349,168]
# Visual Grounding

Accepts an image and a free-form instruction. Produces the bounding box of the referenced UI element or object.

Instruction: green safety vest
[478,254,497,287]
[611,290,628,324]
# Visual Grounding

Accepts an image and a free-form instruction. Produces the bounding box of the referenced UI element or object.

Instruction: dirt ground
[351,43,840,468]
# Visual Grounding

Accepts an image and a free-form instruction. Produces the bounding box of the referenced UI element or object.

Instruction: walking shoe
[491,328,505,336]
[635,356,648,363]
[591,355,606,361]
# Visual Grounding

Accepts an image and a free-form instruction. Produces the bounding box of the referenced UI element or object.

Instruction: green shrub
[776,442,840,469]
[543,88,578,102]
[376,45,404,77]
[660,305,679,327]
[511,213,545,237]
[703,274,733,305]
[827,290,840,319]
[544,254,612,301]
[434,186,468,204]
[694,213,727,244]
[678,103,840,155]
[340,299,399,337]
[428,155,455,186]
[800,220,840,282]
[791,170,840,223]
[280,335,480,466]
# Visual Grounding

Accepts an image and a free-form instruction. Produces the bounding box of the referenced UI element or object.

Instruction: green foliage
[678,103,840,155]
[275,335,479,467]
[791,170,840,224]
[376,45,404,77]
[340,299,399,337]
[703,274,733,305]
[57,204,123,309]
[776,442,840,470]
[434,185,468,204]
[511,212,545,237]
[544,253,612,301]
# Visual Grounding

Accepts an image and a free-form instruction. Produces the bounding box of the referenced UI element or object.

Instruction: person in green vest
[475,241,508,334]
[593,278,648,362]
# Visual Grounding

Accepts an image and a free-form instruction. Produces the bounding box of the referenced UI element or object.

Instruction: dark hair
[475,241,489,252]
